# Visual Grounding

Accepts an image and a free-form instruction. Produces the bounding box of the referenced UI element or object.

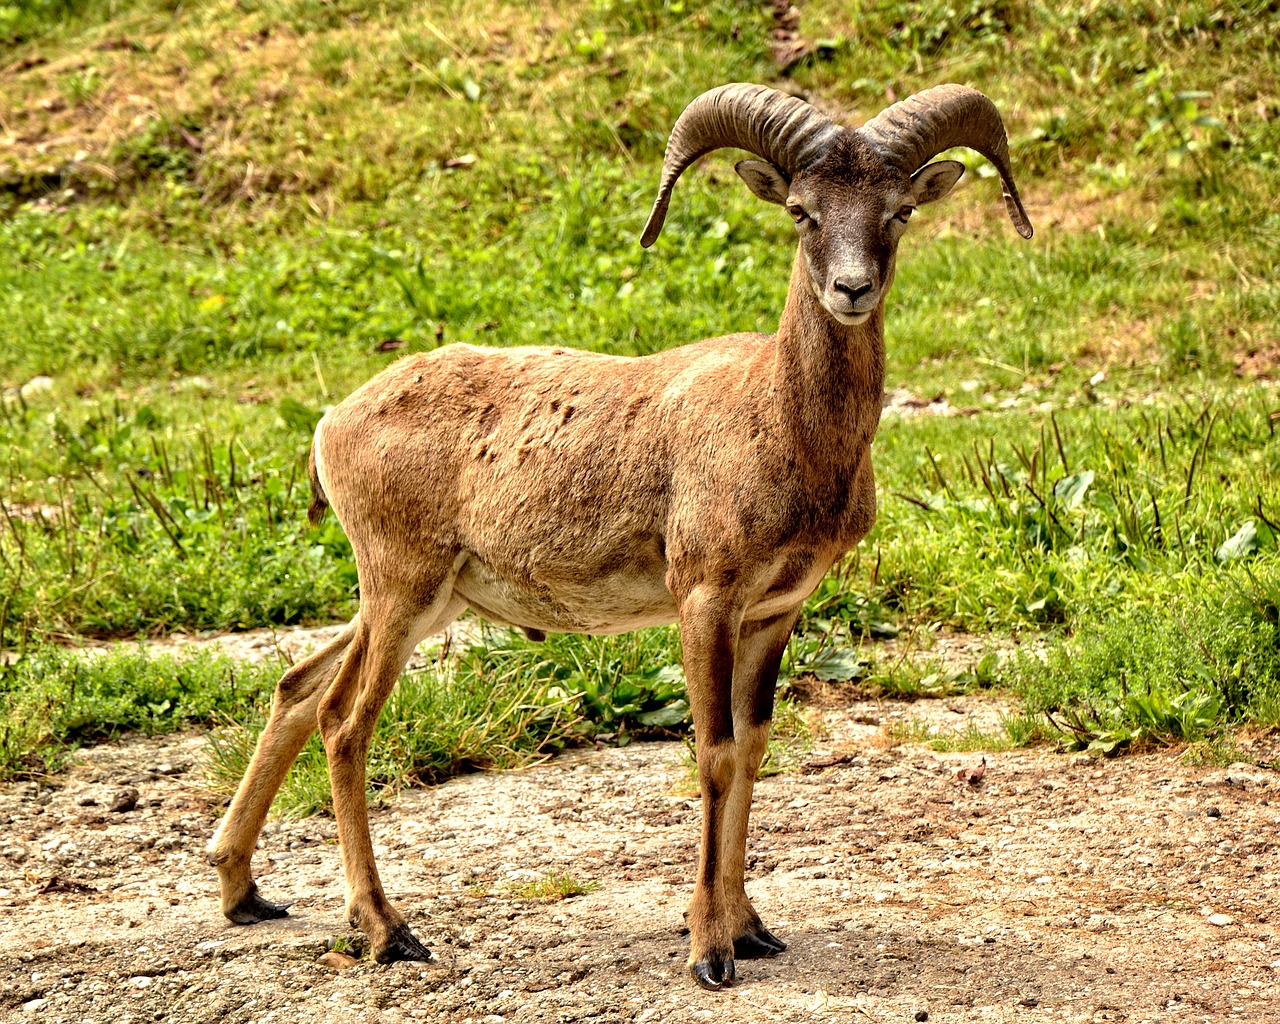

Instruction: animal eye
[894,206,915,223]
[786,203,809,224]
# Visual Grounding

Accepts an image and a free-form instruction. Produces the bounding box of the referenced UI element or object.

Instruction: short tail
[306,442,329,526]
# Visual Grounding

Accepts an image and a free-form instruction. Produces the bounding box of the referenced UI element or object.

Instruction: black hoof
[374,923,432,964]
[226,885,293,925]
[733,926,787,959]
[690,951,736,991]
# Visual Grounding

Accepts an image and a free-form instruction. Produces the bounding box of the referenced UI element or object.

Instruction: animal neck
[769,249,886,457]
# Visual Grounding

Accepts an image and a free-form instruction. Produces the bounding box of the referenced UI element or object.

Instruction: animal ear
[734,159,791,205]
[911,160,965,205]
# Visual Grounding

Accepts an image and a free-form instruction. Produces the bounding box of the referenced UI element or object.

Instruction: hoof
[225,885,293,925]
[733,926,787,960]
[374,923,432,964]
[689,951,736,991]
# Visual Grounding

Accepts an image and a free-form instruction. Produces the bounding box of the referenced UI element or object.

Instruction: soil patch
[3,697,1278,1023]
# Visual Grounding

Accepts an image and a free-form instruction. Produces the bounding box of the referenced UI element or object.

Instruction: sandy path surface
[2,694,1278,1024]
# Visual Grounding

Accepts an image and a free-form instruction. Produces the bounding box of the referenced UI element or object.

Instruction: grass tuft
[507,872,599,900]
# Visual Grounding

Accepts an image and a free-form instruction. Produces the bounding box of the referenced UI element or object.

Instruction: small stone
[1206,806,1222,818]
[77,796,97,807]
[318,951,359,971]
[20,376,53,399]
[109,788,139,813]
[22,998,46,1013]
[1207,913,1234,927]
[915,1011,929,1022]
[154,762,189,776]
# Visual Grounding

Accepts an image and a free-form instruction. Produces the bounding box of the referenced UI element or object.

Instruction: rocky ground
[2,691,1279,1024]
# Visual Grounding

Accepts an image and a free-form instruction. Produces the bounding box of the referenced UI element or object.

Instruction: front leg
[678,585,744,990]
[721,607,802,959]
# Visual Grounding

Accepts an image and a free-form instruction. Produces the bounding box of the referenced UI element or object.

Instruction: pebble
[318,951,360,971]
[20,376,53,399]
[110,788,140,813]
[1207,913,1234,927]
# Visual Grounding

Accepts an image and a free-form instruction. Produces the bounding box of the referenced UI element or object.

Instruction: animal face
[736,134,965,325]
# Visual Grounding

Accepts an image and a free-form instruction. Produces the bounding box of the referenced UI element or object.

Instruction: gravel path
[2,691,1278,1023]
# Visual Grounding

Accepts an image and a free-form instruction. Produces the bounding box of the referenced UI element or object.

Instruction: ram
[208,82,1031,990]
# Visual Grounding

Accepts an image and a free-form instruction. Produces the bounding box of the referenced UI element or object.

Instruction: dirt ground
[2,683,1279,1024]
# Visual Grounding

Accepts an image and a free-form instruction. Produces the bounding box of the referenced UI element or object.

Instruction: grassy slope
[2,0,1280,772]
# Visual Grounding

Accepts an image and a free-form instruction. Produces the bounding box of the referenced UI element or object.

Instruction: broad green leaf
[804,647,867,682]
[636,700,689,728]
[1053,470,1094,510]
[1215,521,1258,563]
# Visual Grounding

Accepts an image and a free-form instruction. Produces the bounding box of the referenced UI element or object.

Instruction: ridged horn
[640,83,842,248]
[858,84,1033,239]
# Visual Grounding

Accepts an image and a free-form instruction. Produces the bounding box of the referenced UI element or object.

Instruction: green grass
[507,872,600,900]
[0,644,279,776]
[0,395,355,639]
[1,0,1280,778]
[1003,569,1280,754]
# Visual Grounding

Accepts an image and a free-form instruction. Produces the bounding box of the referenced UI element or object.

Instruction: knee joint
[274,663,311,702]
[698,742,737,800]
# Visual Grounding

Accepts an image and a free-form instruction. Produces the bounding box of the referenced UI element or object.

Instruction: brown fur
[306,442,328,526]
[207,126,998,989]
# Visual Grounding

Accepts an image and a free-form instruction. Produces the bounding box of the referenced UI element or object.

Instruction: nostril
[833,277,874,303]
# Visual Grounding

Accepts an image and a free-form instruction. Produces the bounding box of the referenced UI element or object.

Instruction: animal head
[640,84,1033,326]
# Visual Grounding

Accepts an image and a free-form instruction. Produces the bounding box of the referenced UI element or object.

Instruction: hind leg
[318,574,465,963]
[208,620,360,923]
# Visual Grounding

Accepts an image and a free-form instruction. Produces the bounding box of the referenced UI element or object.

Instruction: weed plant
[506,873,600,900]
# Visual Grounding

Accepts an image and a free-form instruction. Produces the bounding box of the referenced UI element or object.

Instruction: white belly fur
[452,547,833,635]
[453,554,678,636]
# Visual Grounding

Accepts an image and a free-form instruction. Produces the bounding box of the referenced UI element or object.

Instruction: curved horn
[640,83,842,248]
[859,84,1033,239]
